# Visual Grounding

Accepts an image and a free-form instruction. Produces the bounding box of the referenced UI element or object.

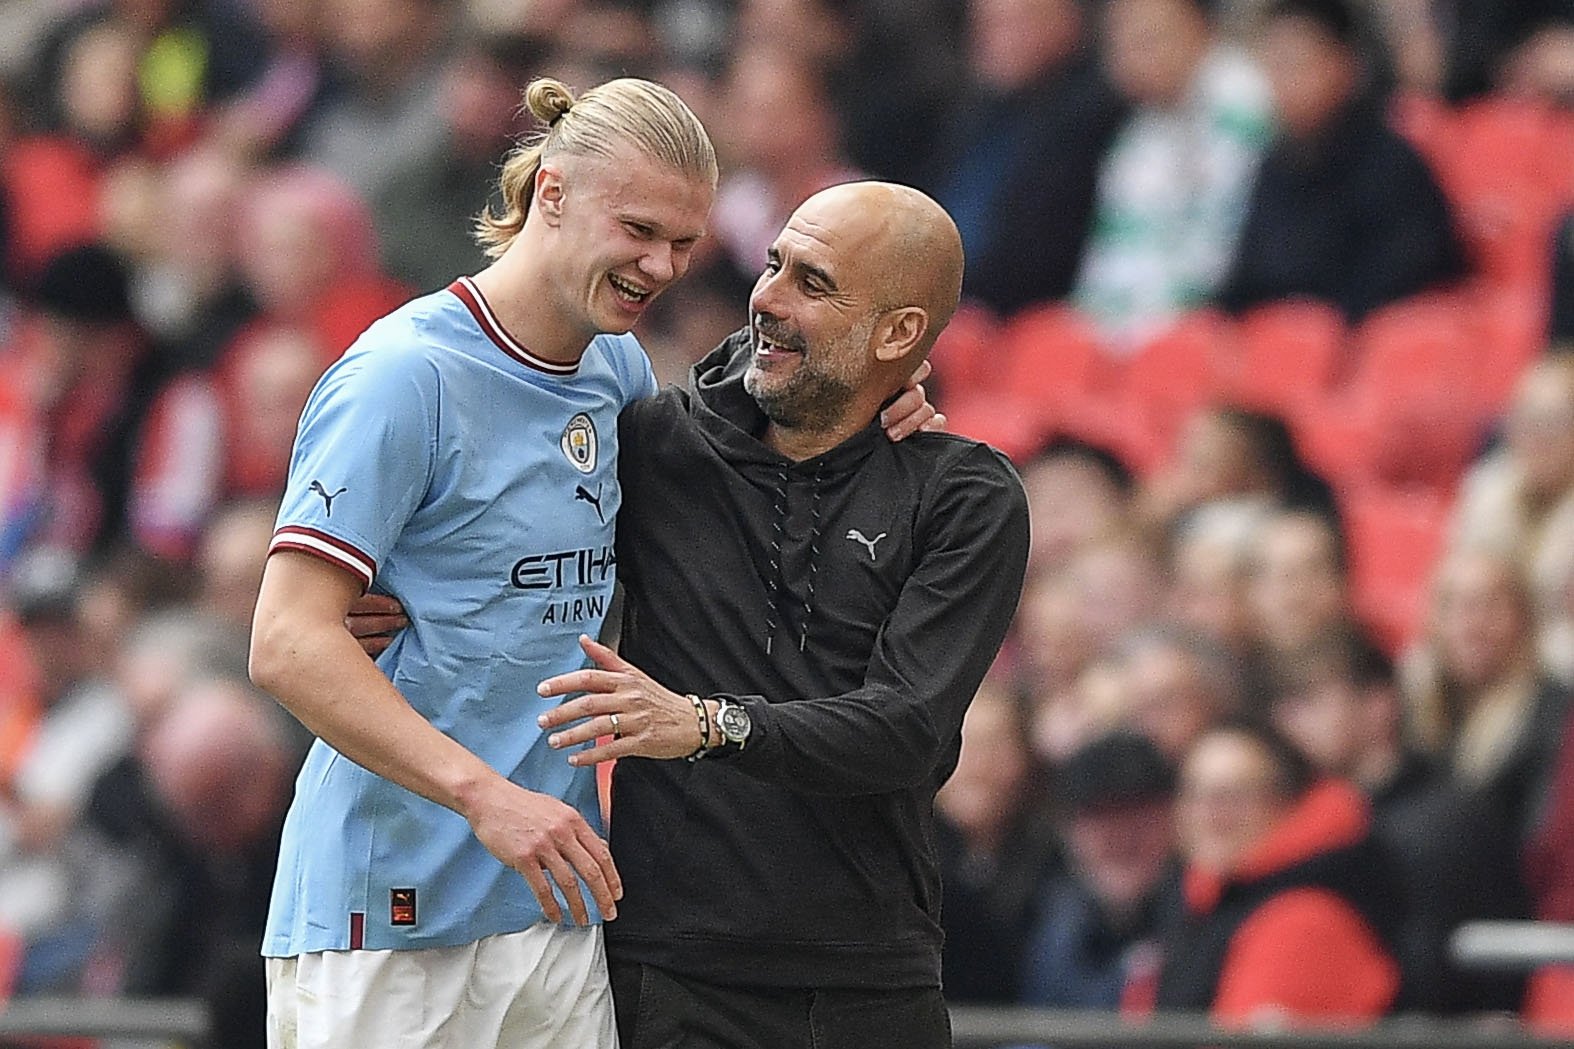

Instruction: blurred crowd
[0,0,1571,1043]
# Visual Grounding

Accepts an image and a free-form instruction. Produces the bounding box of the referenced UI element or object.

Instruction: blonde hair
[1402,545,1538,778]
[475,77,718,258]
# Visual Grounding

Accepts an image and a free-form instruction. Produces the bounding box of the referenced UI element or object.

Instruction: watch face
[718,703,751,743]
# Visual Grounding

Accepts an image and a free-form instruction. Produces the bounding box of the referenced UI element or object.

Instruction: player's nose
[640,243,675,284]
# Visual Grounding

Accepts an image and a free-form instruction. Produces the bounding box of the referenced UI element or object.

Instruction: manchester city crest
[560,413,597,473]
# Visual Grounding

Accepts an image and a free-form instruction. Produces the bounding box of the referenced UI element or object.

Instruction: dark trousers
[609,958,951,1049]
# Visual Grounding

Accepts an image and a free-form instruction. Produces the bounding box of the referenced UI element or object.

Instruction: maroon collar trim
[448,276,580,375]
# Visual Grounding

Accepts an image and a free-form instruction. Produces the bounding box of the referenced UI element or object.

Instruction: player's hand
[345,592,409,658]
[881,359,946,441]
[463,777,621,925]
[537,636,705,764]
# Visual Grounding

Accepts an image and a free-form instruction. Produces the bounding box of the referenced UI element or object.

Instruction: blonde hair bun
[475,76,716,258]
[525,78,575,126]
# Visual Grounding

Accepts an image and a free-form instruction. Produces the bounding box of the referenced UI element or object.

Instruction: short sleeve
[270,347,438,591]
[599,333,658,407]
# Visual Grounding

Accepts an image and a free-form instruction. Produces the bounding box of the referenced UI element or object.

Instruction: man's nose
[751,270,787,318]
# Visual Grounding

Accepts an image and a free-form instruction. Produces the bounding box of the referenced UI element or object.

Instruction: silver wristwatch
[713,697,752,750]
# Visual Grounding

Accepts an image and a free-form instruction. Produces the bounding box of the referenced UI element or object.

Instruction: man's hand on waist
[537,636,710,764]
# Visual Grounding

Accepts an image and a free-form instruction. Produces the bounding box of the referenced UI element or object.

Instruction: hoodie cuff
[701,693,773,762]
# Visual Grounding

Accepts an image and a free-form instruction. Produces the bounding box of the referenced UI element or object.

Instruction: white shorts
[265,924,617,1049]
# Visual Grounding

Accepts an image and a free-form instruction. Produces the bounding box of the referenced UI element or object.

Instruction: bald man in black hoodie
[536,182,1029,1049]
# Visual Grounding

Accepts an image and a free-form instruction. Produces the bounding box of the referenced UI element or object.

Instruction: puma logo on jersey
[309,481,348,516]
[575,484,605,524]
[845,529,887,560]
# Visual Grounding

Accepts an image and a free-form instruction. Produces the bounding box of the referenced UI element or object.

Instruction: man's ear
[534,164,565,225]
[873,307,928,364]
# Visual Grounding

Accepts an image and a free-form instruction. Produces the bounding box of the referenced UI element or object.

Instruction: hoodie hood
[686,328,886,474]
[1183,779,1371,915]
[683,329,886,653]
[688,329,773,461]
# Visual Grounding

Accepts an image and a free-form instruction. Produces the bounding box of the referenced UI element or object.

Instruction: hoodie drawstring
[765,465,788,655]
[800,464,822,651]
[764,463,825,655]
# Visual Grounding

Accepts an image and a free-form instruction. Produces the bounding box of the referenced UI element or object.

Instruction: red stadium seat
[944,391,1054,463]
[1295,394,1480,499]
[943,304,1122,462]
[1343,485,1451,653]
[928,303,1001,400]
[1425,101,1574,295]
[1228,299,1348,413]
[1349,293,1477,400]
[1118,309,1235,451]
[1294,392,1378,492]
[1469,283,1550,415]
[998,303,1112,409]
[1045,393,1166,476]
[1338,294,1485,491]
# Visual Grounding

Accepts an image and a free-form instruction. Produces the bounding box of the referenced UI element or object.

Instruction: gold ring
[610,713,622,739]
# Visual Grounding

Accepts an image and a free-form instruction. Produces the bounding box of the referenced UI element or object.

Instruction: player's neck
[470,256,590,367]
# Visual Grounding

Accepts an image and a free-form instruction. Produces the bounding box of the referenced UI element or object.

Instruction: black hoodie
[604,331,1030,990]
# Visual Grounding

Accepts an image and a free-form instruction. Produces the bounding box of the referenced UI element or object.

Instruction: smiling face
[744,191,889,429]
[1432,552,1530,693]
[542,144,713,341]
[741,182,961,448]
[1177,730,1293,872]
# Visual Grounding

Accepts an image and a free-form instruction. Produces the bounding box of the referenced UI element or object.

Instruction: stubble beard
[745,355,861,431]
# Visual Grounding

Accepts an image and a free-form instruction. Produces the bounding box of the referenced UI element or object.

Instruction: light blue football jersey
[262,277,656,956]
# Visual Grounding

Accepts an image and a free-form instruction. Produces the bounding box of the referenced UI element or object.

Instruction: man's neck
[470,253,591,367]
[764,415,870,462]
[762,382,905,461]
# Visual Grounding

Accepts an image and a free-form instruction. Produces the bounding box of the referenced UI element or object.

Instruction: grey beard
[745,364,858,432]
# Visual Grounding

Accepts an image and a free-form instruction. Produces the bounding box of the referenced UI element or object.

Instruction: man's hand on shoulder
[537,636,708,764]
[881,359,947,442]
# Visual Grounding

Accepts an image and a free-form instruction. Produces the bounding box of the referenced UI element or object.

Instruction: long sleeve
[726,444,1030,795]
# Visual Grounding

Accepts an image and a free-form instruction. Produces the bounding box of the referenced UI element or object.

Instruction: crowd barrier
[0,996,208,1041]
[948,1008,1574,1049]
[0,1001,1565,1048]
[1453,922,1574,971]
[4,940,1574,1049]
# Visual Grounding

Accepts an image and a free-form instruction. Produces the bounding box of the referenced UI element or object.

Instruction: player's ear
[873,307,928,364]
[535,164,566,226]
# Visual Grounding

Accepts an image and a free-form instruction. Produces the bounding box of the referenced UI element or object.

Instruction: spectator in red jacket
[0,243,144,567]
[1156,719,1402,1025]
[4,17,141,284]
[130,324,324,559]
[1268,629,1530,1012]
